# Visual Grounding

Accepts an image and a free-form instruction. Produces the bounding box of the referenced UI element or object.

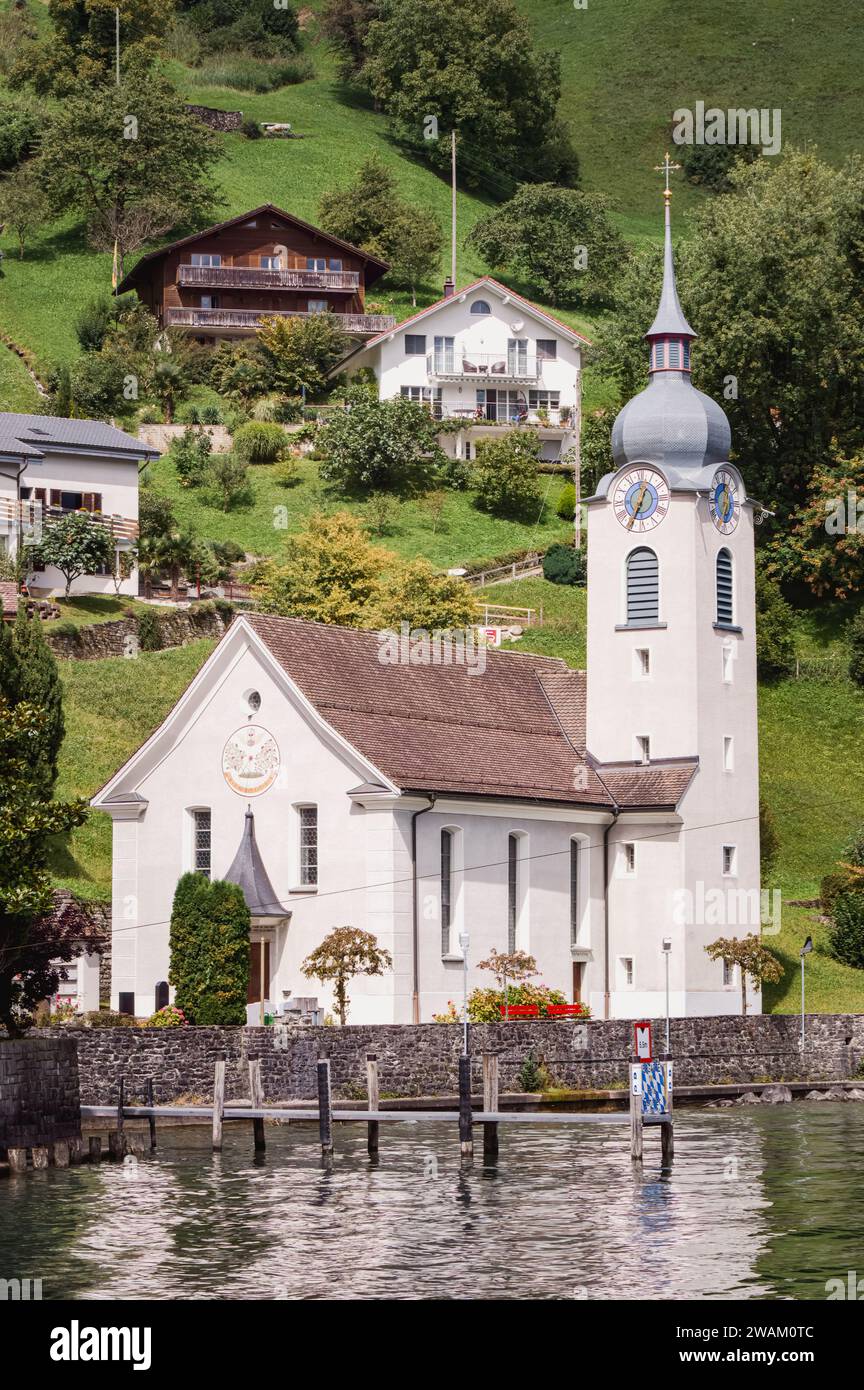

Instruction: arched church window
[716,548,734,625]
[470,300,491,314]
[626,548,659,624]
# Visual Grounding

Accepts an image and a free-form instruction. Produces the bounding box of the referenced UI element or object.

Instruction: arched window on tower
[626,547,659,624]
[716,548,734,625]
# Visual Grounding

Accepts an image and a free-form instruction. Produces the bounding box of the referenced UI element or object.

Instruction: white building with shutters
[93,192,763,1026]
[334,276,586,464]
[0,414,154,597]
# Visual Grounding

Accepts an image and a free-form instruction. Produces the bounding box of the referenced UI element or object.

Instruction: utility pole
[451,130,457,286]
[574,366,583,550]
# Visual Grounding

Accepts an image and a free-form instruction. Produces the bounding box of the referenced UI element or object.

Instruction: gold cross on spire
[654,151,681,200]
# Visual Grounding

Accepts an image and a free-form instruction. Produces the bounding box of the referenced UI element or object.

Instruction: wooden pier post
[146,1078,157,1150]
[32,1146,52,1169]
[629,1065,643,1162]
[54,1140,70,1168]
[8,1148,27,1172]
[317,1058,333,1156]
[458,1055,473,1158]
[249,1057,266,1152]
[212,1057,226,1153]
[117,1076,125,1136]
[482,1053,499,1157]
[68,1138,85,1165]
[366,1053,379,1156]
[88,1136,102,1164]
[108,1131,126,1161]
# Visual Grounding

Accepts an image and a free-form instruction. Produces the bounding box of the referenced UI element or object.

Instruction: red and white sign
[633,1019,652,1062]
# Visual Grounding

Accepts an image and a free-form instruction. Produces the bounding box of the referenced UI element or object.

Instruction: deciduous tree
[704,934,783,1015]
[319,385,445,496]
[301,925,392,1025]
[31,512,115,597]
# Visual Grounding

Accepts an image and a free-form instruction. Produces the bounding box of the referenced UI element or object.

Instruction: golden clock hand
[627,482,648,529]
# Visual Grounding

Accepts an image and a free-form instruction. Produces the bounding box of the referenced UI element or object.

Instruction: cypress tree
[169,873,250,1025]
[12,608,65,797]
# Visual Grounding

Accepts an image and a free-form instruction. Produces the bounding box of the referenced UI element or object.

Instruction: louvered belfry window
[716,548,734,625]
[626,548,659,624]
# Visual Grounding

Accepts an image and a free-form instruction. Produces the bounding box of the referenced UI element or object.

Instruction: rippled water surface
[2,1104,863,1300]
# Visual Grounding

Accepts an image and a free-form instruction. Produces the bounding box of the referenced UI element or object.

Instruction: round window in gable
[470,300,491,315]
[244,689,262,715]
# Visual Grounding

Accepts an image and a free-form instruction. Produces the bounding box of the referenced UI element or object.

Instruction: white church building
[93,189,761,1024]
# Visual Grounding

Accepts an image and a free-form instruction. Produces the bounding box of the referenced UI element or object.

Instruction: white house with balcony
[335,277,588,463]
[0,414,156,597]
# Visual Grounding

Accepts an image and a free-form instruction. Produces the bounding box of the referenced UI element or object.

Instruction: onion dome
[611,168,731,472]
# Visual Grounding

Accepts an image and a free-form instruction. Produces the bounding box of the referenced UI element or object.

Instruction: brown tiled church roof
[246,614,697,811]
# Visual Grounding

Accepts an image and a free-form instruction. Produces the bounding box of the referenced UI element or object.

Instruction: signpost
[629,1020,674,1163]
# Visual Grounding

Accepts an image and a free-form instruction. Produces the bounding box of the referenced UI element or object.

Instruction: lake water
[2,1103,863,1300]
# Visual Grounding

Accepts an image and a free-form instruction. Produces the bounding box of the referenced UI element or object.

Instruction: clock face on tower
[709,467,740,534]
[613,467,670,532]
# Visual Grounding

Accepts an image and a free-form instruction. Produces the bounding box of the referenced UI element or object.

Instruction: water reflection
[1,1105,862,1300]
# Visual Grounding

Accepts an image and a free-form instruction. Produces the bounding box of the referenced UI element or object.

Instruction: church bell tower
[585,156,761,1016]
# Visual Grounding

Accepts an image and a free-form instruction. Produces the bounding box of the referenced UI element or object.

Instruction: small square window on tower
[723,735,734,771]
[722,844,737,876]
[723,960,734,987]
[636,735,650,764]
[622,842,636,875]
[619,956,634,987]
[634,647,651,679]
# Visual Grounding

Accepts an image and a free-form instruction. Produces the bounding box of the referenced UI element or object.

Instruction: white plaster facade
[340,277,586,463]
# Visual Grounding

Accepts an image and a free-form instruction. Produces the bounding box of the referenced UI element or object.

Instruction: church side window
[507,834,518,952]
[299,806,318,886]
[570,839,580,946]
[441,829,454,957]
[716,548,734,625]
[626,547,659,624]
[193,809,211,879]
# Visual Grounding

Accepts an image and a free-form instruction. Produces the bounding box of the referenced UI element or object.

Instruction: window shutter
[716,549,733,625]
[626,548,659,623]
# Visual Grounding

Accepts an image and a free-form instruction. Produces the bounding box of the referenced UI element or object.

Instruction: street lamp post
[661,937,672,1054]
[800,935,813,1047]
[459,930,470,1056]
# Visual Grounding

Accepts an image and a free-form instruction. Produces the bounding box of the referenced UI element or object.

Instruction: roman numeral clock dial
[709,467,740,533]
[613,467,670,531]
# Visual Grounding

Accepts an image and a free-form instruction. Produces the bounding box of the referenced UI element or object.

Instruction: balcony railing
[167,307,395,335]
[432,404,574,429]
[178,264,360,291]
[0,500,138,546]
[426,352,541,382]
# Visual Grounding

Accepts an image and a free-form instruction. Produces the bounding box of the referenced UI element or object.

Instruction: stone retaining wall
[0,1037,81,1148]
[46,606,231,661]
[38,1014,864,1106]
[185,104,243,132]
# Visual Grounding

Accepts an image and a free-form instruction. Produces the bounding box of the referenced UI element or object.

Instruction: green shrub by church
[169,873,250,1024]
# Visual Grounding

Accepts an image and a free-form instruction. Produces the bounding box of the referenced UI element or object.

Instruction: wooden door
[248,942,271,1004]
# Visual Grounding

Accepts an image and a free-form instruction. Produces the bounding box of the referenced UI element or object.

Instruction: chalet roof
[0,413,155,460]
[330,277,591,377]
[115,204,390,295]
[245,614,696,811]
[224,808,289,920]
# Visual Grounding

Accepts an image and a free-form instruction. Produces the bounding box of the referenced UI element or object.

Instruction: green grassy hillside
[1,0,862,377]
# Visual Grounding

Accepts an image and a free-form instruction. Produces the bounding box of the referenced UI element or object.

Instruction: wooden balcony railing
[178,265,360,291]
[167,307,396,335]
[42,506,138,542]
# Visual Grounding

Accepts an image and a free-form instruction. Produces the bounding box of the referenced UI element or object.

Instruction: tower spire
[646,153,696,350]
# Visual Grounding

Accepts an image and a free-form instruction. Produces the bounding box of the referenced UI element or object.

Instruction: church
[92,182,760,1024]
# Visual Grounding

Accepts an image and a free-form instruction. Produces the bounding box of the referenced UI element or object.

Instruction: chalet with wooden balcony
[116,204,396,342]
